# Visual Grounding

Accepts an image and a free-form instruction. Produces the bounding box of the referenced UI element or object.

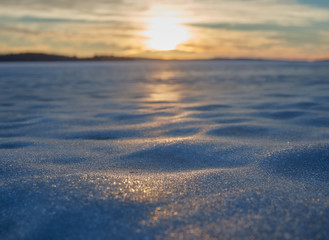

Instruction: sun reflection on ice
[149,83,180,102]
[145,69,182,103]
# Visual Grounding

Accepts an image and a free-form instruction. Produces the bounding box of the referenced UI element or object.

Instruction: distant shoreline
[0,53,328,63]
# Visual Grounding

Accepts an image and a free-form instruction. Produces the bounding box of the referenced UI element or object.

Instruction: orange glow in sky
[1,1,329,60]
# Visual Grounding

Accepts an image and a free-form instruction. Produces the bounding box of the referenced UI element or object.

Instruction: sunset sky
[1,0,329,60]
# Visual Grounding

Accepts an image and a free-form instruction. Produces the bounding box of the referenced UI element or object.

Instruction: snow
[1,61,329,239]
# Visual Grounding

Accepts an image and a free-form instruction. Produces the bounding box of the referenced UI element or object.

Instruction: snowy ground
[1,61,329,239]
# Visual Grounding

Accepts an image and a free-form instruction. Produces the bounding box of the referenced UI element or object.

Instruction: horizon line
[0,52,328,63]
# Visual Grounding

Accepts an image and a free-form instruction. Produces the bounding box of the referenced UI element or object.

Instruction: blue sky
[298,0,329,8]
[0,0,328,59]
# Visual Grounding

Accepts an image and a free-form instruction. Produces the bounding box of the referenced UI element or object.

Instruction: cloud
[0,0,329,59]
[189,21,329,47]
[0,0,147,21]
[0,0,127,10]
[0,26,39,35]
[186,0,329,26]
[2,0,329,25]
[0,18,146,57]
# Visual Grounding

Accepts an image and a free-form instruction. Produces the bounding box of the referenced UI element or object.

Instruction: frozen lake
[1,61,329,239]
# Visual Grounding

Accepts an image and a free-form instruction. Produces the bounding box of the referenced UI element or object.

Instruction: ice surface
[1,61,329,239]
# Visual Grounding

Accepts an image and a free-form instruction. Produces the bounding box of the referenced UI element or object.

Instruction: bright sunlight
[144,11,190,51]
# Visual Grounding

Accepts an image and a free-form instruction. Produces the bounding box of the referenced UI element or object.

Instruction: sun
[144,12,189,51]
